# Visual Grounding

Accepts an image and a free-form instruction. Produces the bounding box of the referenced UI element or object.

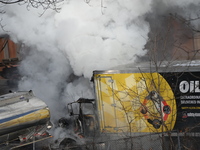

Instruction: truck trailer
[56,64,200,150]
[0,90,52,150]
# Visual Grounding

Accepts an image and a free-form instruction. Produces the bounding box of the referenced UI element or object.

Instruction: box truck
[55,65,200,149]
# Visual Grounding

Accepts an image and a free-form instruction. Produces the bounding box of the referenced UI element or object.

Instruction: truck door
[95,75,117,132]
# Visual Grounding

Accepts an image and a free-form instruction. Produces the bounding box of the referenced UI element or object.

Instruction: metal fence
[65,133,162,150]
[64,132,200,150]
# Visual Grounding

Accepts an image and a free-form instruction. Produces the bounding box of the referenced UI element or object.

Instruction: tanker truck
[0,90,52,150]
[55,64,200,150]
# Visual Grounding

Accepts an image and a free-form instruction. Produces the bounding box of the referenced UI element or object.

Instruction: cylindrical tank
[0,90,51,144]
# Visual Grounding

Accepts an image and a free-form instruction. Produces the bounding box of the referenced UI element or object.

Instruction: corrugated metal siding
[0,38,19,72]
[8,40,17,59]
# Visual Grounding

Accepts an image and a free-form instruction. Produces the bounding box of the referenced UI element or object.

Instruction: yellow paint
[94,72,177,133]
[182,107,200,109]
[0,108,50,129]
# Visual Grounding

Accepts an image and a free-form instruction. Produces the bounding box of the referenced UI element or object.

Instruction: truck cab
[66,98,98,137]
[56,98,99,149]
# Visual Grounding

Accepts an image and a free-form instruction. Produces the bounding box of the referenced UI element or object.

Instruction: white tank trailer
[0,90,52,149]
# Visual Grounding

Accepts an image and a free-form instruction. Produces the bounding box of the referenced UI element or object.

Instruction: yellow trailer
[56,68,200,149]
[93,70,177,133]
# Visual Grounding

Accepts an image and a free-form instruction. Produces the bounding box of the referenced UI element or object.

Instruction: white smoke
[0,0,151,78]
[0,0,200,144]
[0,0,151,116]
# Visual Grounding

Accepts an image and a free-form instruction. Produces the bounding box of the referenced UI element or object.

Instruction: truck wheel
[152,119,161,129]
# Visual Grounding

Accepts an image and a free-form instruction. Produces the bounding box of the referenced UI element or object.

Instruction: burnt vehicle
[52,62,200,149]
[0,90,52,149]
[53,98,98,149]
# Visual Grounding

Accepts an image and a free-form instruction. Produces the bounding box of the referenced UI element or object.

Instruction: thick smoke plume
[0,0,200,143]
[0,0,151,119]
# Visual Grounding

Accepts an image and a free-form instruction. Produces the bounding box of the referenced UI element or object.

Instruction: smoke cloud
[0,0,200,144]
[0,0,152,118]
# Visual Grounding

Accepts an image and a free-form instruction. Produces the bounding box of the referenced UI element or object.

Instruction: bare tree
[0,0,64,12]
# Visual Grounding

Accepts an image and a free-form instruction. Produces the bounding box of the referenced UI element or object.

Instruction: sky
[0,0,200,143]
